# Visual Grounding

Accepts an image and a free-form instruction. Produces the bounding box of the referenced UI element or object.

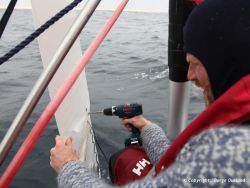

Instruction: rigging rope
[0,0,18,38]
[92,128,109,165]
[0,0,83,65]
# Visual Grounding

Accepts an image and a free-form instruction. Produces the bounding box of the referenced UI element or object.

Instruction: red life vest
[192,0,204,4]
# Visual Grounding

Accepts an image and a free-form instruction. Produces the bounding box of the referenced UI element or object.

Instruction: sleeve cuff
[141,123,163,136]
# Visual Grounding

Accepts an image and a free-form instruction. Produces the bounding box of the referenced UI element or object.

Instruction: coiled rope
[0,0,83,65]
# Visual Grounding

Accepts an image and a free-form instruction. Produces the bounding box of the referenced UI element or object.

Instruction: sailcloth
[31,0,99,171]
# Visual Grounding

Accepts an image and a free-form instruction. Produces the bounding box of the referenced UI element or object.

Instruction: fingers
[120,116,151,132]
[50,135,78,173]
[55,135,63,147]
[50,161,53,168]
[65,137,72,146]
[54,135,73,148]
[125,125,132,132]
[122,118,133,125]
[50,147,55,155]
[49,149,55,169]
[121,118,135,131]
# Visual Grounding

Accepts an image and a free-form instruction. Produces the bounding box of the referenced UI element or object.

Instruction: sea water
[0,10,204,187]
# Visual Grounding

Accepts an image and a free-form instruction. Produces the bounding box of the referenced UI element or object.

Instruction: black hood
[184,0,250,100]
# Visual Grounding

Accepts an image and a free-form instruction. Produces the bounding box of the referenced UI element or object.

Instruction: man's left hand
[50,135,79,173]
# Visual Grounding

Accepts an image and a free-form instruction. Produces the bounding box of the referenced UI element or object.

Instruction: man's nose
[187,64,196,81]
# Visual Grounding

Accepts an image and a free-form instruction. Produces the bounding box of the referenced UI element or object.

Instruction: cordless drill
[89,103,143,146]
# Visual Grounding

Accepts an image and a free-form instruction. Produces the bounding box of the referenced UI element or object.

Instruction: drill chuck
[103,106,114,116]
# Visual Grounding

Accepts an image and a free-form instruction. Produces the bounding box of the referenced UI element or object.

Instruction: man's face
[186,53,214,106]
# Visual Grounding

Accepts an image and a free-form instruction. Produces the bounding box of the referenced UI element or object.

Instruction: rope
[0,0,18,38]
[0,0,83,65]
[92,128,109,165]
[88,120,102,175]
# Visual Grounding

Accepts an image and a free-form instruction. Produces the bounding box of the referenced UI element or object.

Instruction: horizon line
[0,7,168,13]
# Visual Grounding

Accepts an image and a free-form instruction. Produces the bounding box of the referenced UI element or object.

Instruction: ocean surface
[0,10,204,187]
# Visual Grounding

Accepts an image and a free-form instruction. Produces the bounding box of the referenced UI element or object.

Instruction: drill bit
[88,111,103,115]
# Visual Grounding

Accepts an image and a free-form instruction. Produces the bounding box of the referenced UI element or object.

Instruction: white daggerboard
[31,0,99,172]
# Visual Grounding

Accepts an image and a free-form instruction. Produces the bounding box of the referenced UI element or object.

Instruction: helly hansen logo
[132,158,151,176]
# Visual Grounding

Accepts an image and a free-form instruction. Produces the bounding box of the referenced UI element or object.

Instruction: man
[50,0,250,187]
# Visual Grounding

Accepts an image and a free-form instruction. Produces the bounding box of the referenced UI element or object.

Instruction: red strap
[156,74,250,174]
[192,0,204,3]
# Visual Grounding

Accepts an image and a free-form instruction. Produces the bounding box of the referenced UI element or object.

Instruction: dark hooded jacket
[184,0,250,100]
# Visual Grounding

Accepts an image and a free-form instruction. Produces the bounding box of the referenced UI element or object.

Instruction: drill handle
[121,114,142,136]
[126,123,140,136]
[124,124,141,147]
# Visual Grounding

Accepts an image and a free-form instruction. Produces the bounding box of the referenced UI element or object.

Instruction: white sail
[30,0,99,172]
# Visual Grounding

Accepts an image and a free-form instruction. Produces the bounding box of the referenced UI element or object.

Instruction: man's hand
[121,115,151,132]
[50,135,79,173]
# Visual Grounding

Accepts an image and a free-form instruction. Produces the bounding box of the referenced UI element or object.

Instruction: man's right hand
[121,115,151,132]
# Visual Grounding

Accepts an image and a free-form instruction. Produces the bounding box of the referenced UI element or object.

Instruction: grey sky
[0,0,168,12]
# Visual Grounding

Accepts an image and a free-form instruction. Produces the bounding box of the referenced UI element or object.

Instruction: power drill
[89,103,143,147]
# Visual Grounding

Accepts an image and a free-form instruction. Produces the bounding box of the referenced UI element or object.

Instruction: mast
[167,0,195,140]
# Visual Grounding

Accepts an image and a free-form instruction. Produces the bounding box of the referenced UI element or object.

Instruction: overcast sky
[0,0,168,12]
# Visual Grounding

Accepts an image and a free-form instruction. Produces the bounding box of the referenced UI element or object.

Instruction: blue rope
[0,0,83,65]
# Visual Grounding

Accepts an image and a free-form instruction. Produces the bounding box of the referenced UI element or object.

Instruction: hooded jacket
[184,0,250,100]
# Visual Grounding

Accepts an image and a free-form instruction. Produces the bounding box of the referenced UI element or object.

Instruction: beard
[193,80,214,107]
[203,87,214,107]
